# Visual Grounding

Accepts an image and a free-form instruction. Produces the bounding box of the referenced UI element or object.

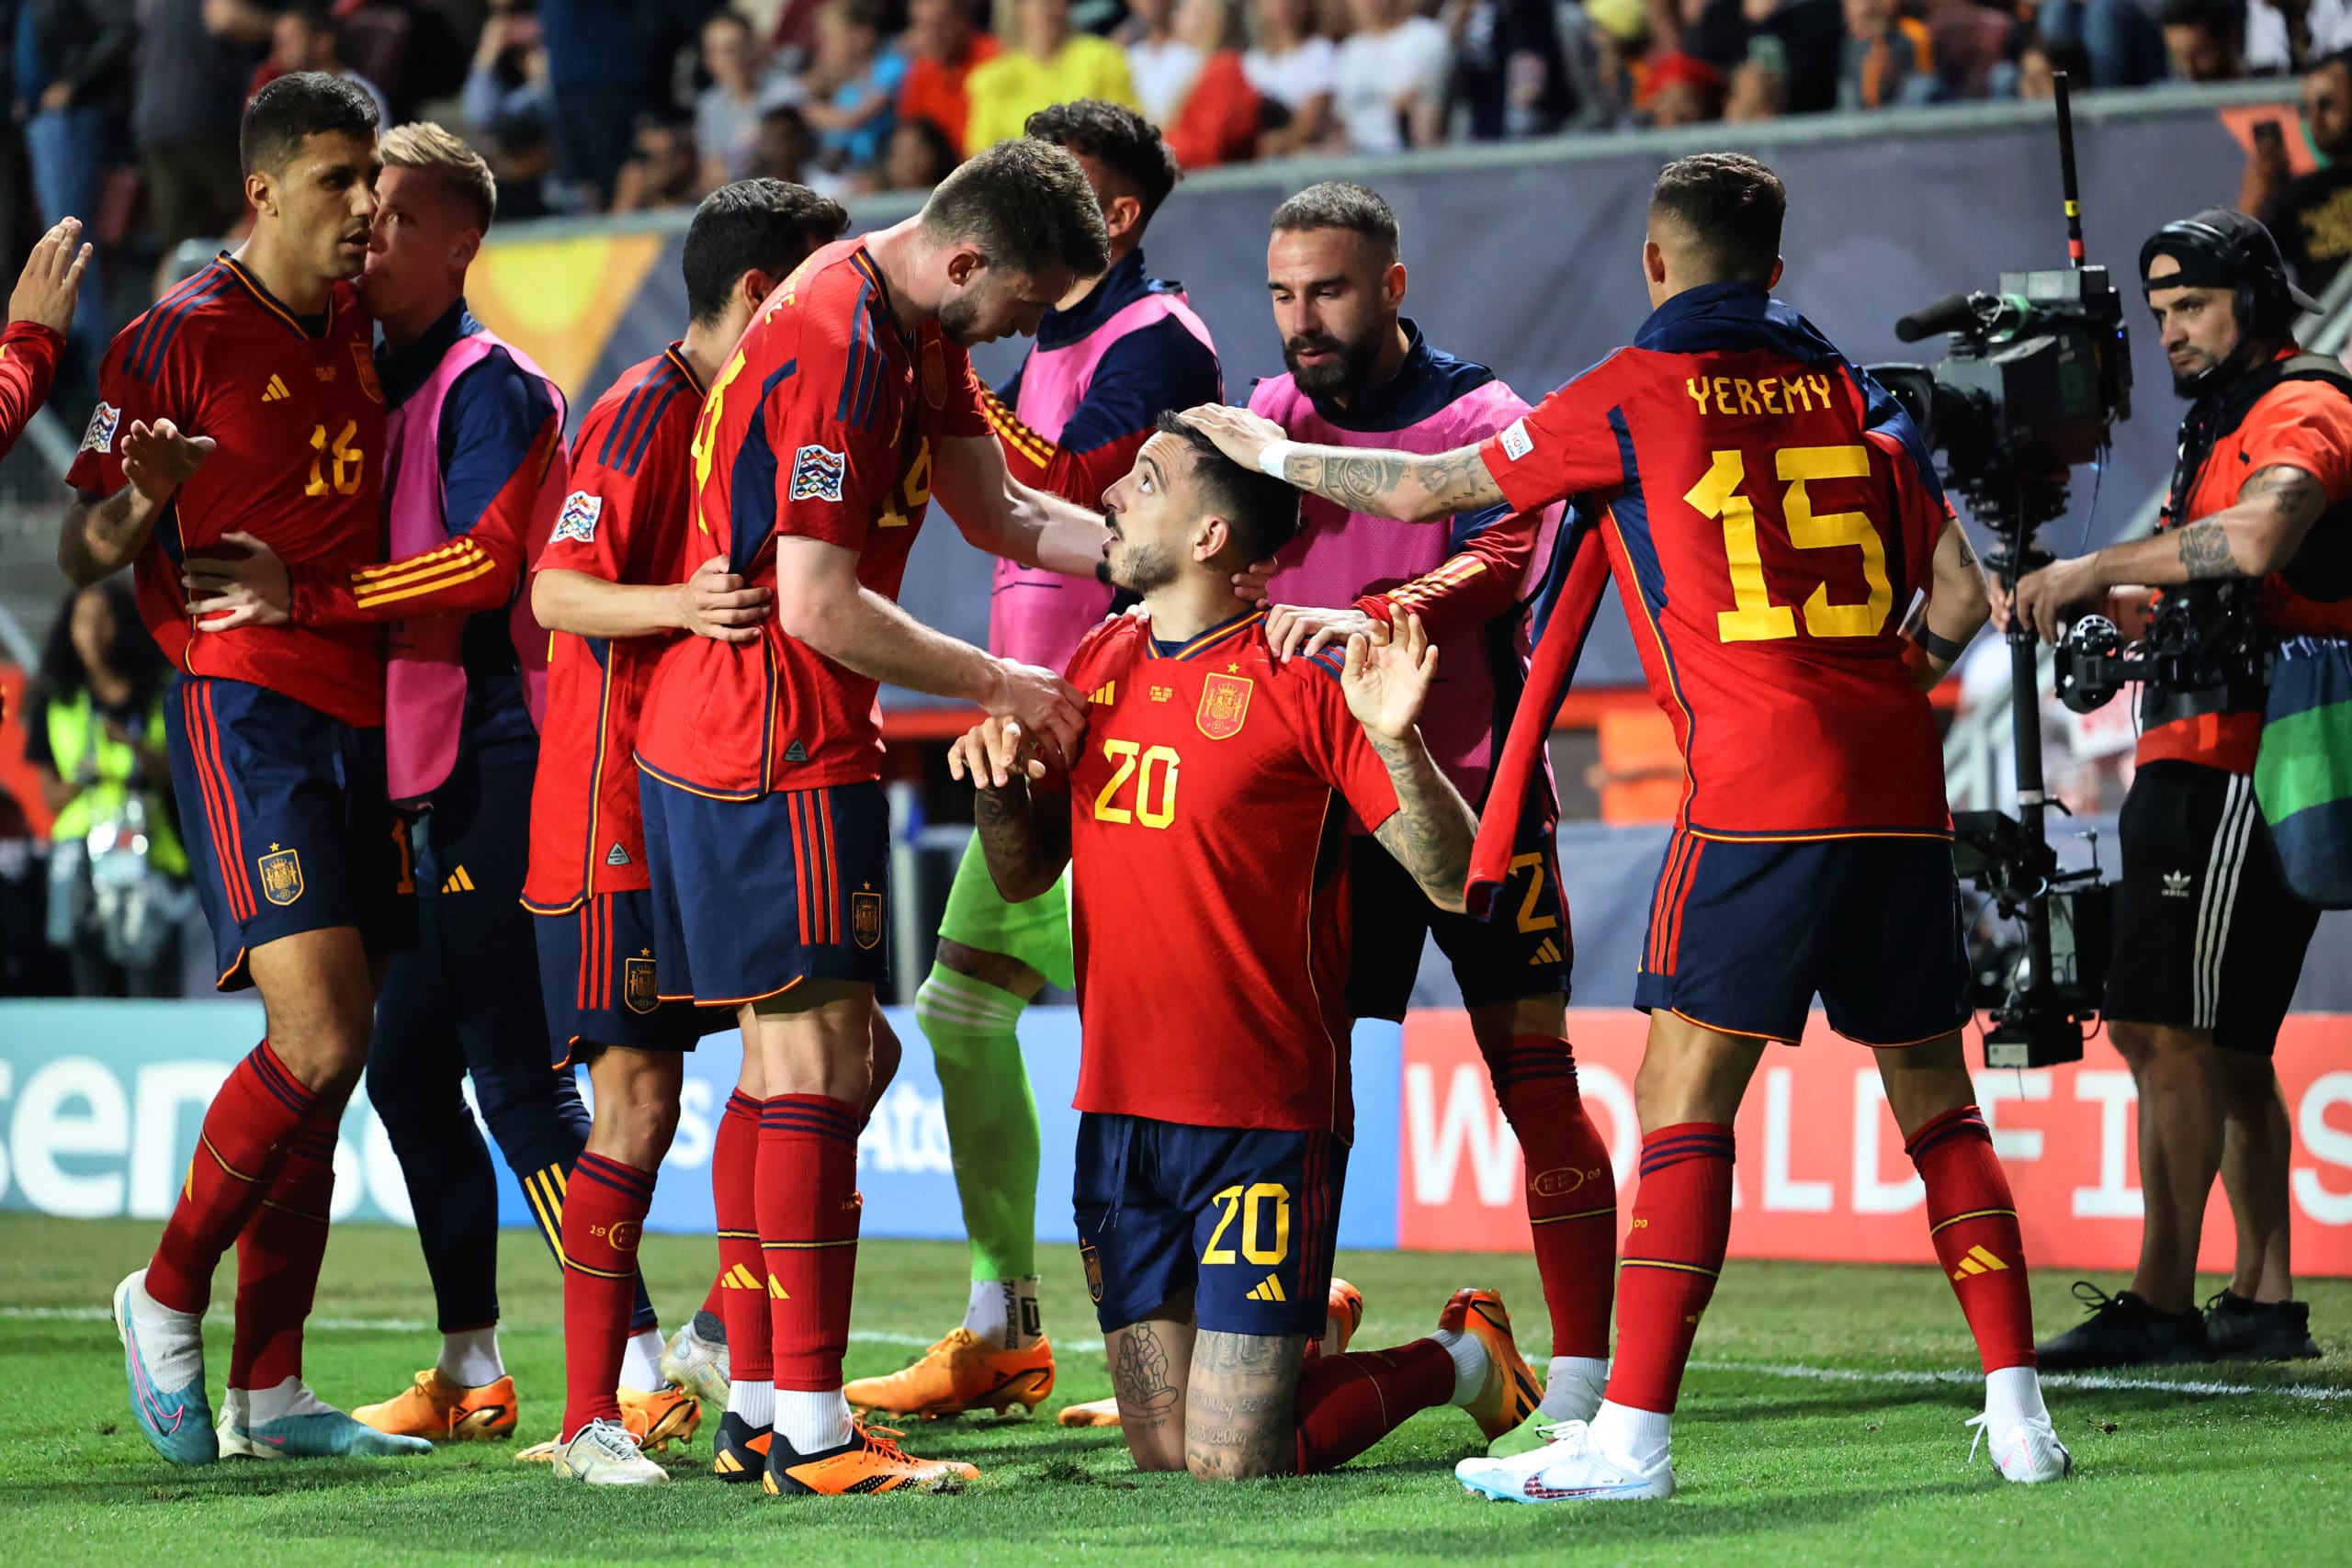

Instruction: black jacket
[24,0,135,113]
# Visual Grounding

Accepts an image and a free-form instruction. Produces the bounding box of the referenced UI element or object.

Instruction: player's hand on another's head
[1233,555,1279,608]
[182,530,290,630]
[120,418,215,504]
[679,554,771,643]
[1179,404,1286,476]
[1268,603,1380,661]
[10,218,90,336]
[985,659,1086,770]
[1340,611,1438,740]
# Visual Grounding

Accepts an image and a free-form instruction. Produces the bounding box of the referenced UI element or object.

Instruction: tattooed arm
[1338,614,1478,912]
[1181,404,1505,524]
[1900,515,1991,690]
[2007,464,2331,643]
[1183,1330,1308,1481]
[946,716,1074,903]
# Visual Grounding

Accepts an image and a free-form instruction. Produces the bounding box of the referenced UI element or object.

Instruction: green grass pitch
[5,1213,2348,1565]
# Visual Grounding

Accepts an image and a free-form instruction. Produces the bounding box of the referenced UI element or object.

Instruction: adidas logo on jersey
[262,374,290,402]
[1244,1273,1287,1303]
[2162,871,2193,899]
[440,865,476,894]
[1950,1245,2009,1280]
[605,843,631,866]
[1529,937,1564,966]
[1089,681,1117,705]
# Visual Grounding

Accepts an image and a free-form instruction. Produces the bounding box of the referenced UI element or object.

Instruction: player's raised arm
[1181,403,1505,525]
[1902,515,1993,690]
[933,428,1115,579]
[947,715,1073,902]
[60,420,216,586]
[1340,614,1477,911]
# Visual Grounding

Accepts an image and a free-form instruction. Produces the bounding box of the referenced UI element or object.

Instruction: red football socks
[227,1101,338,1390]
[713,1089,771,1383]
[1605,1122,1736,1415]
[1293,1339,1458,1473]
[700,1270,724,1321]
[148,1042,319,1314]
[756,1095,863,1392]
[1484,1033,1618,1359]
[561,1152,658,1438]
[1907,1104,2036,1372]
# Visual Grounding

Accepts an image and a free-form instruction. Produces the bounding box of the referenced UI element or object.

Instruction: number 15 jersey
[1058,612,1400,1138]
[1480,282,1952,840]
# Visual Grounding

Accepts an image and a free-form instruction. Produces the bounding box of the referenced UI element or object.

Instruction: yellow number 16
[1685,445,1892,645]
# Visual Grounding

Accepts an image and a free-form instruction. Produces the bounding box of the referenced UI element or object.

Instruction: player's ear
[452,227,482,273]
[1643,238,1668,288]
[944,245,985,288]
[1193,514,1231,564]
[1383,260,1407,311]
[1767,255,1785,290]
[1104,192,1143,245]
[244,170,276,219]
[739,267,776,312]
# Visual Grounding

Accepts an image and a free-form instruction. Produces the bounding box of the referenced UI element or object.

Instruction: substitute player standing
[859,98,1226,1425]
[1243,182,1615,1447]
[520,179,849,1487]
[948,414,1542,1480]
[1186,152,2066,1499]
[633,138,1116,1495]
[62,73,426,1464]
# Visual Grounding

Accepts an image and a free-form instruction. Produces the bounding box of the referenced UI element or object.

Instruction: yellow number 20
[1200,1182,1291,1266]
[1685,445,1892,644]
[1091,739,1179,829]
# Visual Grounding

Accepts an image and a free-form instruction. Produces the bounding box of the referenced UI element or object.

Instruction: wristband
[1257,440,1302,479]
[1913,626,1967,663]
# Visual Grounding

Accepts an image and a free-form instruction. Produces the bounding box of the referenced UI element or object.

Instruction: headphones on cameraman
[2140,209,2320,344]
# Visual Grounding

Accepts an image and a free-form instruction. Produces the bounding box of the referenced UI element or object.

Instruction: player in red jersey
[518,179,851,1487]
[947,412,1541,1479]
[632,138,1116,1496]
[59,73,427,1465]
[1186,154,2064,1499]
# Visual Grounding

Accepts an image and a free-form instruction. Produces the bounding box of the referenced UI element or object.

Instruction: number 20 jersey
[1480,287,1952,839]
[1060,613,1401,1138]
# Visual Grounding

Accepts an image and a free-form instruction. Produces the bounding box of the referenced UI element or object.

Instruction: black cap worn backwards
[2140,207,2323,316]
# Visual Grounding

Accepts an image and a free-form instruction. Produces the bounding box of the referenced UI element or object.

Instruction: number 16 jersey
[1479,282,1951,840]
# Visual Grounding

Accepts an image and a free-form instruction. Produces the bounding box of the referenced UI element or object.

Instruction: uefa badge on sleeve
[790,444,847,502]
[81,400,119,456]
[553,491,603,545]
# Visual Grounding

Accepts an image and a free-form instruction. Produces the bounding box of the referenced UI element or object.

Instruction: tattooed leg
[1105,1301,1195,1472]
[1184,1330,1310,1481]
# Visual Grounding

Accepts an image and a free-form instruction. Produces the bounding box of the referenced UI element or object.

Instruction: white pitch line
[1687,1357,2352,1403]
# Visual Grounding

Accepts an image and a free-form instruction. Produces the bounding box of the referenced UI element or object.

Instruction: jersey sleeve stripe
[352,537,481,586]
[127,264,221,371]
[834,283,869,425]
[619,380,687,478]
[350,556,498,607]
[129,275,227,383]
[595,381,653,470]
[605,361,685,473]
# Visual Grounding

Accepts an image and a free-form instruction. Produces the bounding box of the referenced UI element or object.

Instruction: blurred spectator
[697,9,789,191]
[2158,0,2246,80]
[1644,47,1726,121]
[1241,0,1338,153]
[1448,0,1582,141]
[1923,0,2016,97]
[2263,49,2352,294]
[133,1,272,284]
[898,0,1001,152]
[1334,0,1453,152]
[611,113,702,210]
[463,0,557,218]
[1748,0,1851,114]
[26,581,187,998]
[884,107,962,186]
[1839,0,1939,107]
[2004,28,2095,96]
[251,6,394,127]
[1126,0,1204,124]
[749,101,829,194]
[1162,0,1260,166]
[2248,0,2352,75]
[800,0,908,177]
[17,0,131,375]
[2035,0,2168,85]
[964,0,1139,152]
[541,0,652,210]
[1724,33,1791,117]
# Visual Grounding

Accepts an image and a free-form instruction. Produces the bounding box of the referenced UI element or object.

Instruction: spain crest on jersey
[1195,672,1253,739]
[624,955,658,1014]
[351,344,383,403]
[257,847,304,907]
[851,889,884,950]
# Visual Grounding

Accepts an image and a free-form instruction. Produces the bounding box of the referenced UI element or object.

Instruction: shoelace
[582,1419,647,1461]
[854,1421,919,1464]
[1962,1411,1993,1463]
[2067,1280,2122,1319]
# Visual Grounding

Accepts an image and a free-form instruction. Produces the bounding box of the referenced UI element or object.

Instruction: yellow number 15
[1685,445,1892,644]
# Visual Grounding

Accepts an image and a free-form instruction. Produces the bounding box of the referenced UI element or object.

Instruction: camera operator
[2005,209,2343,1369]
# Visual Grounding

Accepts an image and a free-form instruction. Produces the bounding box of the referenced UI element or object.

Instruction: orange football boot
[761,1420,976,1495]
[354,1369,518,1440]
[619,1383,703,1451]
[842,1328,1056,1418]
[1440,1288,1544,1441]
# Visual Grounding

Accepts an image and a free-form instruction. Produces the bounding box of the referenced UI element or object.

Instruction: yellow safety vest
[45,688,187,876]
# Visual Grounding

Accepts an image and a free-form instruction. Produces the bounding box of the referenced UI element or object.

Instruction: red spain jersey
[67,255,386,728]
[635,240,988,798]
[523,345,706,911]
[1059,612,1400,1137]
[1478,285,1951,839]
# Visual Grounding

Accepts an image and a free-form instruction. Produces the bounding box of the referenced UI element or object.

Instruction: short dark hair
[1270,181,1400,260]
[1650,152,1785,286]
[242,71,379,175]
[920,137,1110,280]
[1023,99,1181,225]
[683,179,851,324]
[2158,0,2242,39]
[1156,412,1299,563]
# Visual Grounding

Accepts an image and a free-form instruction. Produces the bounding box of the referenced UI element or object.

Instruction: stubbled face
[2145,253,2245,395]
[257,130,380,283]
[1100,431,1211,593]
[359,165,477,319]
[936,256,1077,346]
[1267,226,1392,399]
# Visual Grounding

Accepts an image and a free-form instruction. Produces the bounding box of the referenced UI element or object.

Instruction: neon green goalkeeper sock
[915,965,1040,1284]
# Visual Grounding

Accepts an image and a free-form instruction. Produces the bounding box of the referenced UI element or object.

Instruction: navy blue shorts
[1072,1112,1346,1337]
[639,774,892,1006]
[536,889,714,1066]
[1633,831,1969,1047]
[1349,823,1571,1020]
[165,673,415,989]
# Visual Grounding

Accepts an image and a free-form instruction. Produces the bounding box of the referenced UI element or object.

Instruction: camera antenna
[2055,73,2085,269]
